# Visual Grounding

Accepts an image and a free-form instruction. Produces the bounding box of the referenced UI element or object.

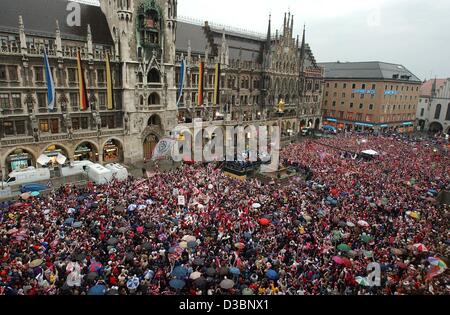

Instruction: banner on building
[105,52,114,110]
[177,59,186,107]
[197,60,204,106]
[76,50,89,111]
[43,49,56,111]
[213,63,221,105]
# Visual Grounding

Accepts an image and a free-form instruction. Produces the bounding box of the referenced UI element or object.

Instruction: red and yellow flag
[197,61,204,106]
[76,50,89,111]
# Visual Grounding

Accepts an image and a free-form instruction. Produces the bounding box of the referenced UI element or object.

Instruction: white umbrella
[189,271,202,280]
[182,235,196,243]
[252,203,261,209]
[346,221,356,227]
[37,154,51,166]
[358,220,370,227]
[56,153,67,165]
[361,150,379,156]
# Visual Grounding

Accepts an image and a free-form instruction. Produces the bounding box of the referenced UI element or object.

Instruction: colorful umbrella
[332,256,343,264]
[428,257,447,269]
[363,251,374,258]
[409,212,421,220]
[252,203,261,209]
[169,279,186,290]
[172,266,188,278]
[259,218,270,226]
[229,267,241,275]
[88,284,107,295]
[30,191,40,197]
[179,241,188,249]
[337,244,352,252]
[242,287,254,295]
[360,234,374,243]
[355,276,370,286]
[266,269,278,280]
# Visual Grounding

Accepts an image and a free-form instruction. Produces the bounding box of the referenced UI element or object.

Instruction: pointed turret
[266,14,272,50]
[87,24,93,59]
[19,16,27,54]
[299,24,306,72]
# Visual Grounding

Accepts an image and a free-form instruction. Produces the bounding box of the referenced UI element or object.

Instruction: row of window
[0,92,120,111]
[2,115,121,137]
[428,103,450,121]
[327,111,415,123]
[325,100,416,112]
[0,64,120,87]
[326,82,419,92]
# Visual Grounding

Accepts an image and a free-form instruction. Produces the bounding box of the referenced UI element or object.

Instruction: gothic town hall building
[0,0,323,174]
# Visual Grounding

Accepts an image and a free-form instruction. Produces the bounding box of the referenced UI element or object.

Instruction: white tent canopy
[37,154,52,166]
[361,150,379,156]
[56,153,67,165]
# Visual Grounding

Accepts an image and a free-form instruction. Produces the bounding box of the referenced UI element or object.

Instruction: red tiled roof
[420,79,446,97]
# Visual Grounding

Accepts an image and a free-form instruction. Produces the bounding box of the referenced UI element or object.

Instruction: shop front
[6,149,35,173]
[74,142,99,162]
[103,139,123,163]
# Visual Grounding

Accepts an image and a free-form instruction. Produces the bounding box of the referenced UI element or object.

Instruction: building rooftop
[319,61,421,82]
[420,79,447,97]
[0,0,113,45]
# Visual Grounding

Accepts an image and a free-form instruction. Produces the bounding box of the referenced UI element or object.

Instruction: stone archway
[74,141,99,162]
[102,138,124,163]
[4,147,36,173]
[429,121,443,133]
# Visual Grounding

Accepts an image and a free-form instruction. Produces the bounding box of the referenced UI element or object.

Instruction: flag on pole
[213,63,221,105]
[43,49,56,111]
[76,50,89,111]
[197,60,204,106]
[177,59,186,107]
[105,52,114,110]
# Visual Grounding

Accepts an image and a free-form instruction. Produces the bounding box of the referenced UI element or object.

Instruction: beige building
[320,62,421,132]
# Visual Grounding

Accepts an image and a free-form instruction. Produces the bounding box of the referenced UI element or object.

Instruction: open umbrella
[72,222,82,228]
[266,269,278,280]
[29,259,43,268]
[332,230,343,241]
[89,261,103,273]
[234,242,245,250]
[64,218,75,226]
[169,279,186,290]
[30,191,40,197]
[242,287,254,295]
[413,243,428,252]
[357,220,369,227]
[20,192,31,200]
[303,215,312,222]
[179,241,188,249]
[229,267,240,275]
[346,221,356,227]
[193,258,205,266]
[252,203,261,209]
[193,277,207,289]
[363,251,374,258]
[360,234,374,243]
[127,276,140,290]
[206,267,216,277]
[355,276,370,286]
[182,235,196,242]
[88,284,107,295]
[86,272,98,281]
[128,204,137,211]
[219,279,235,289]
[187,241,198,249]
[107,237,119,246]
[332,256,343,264]
[172,266,188,278]
[409,211,421,220]
[189,271,202,280]
[337,244,352,252]
[391,248,404,256]
[259,218,270,226]
[428,257,447,269]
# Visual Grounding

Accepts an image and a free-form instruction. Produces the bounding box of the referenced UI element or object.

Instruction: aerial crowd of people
[0,132,449,295]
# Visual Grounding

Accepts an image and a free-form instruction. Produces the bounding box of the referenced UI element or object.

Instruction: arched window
[138,72,143,83]
[148,93,160,105]
[139,95,144,106]
[435,104,442,120]
[446,103,450,121]
[147,68,160,83]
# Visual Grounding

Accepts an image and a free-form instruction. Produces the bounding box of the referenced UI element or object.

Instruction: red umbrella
[259,218,270,226]
[332,256,343,264]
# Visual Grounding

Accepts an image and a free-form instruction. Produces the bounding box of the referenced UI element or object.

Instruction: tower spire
[266,14,272,49]
[300,24,306,72]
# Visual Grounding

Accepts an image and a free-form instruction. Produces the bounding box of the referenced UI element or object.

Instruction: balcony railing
[0,136,34,147]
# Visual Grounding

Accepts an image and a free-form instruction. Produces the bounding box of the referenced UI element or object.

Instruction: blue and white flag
[43,49,56,110]
[176,59,186,106]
